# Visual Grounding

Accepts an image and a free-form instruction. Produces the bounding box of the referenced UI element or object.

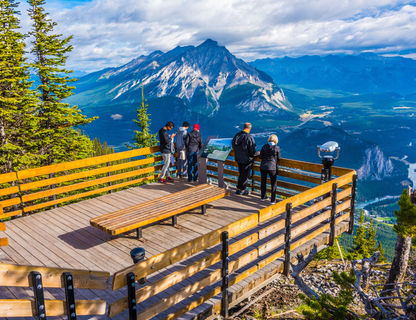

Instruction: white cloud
[19,0,416,72]
[111,114,123,120]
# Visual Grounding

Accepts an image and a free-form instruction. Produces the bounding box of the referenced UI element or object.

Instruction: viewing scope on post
[317,141,340,183]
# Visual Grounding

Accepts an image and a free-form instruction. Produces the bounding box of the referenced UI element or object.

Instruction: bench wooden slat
[98,186,221,229]
[90,184,229,236]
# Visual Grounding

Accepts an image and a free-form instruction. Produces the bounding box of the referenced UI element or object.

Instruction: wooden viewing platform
[0,146,357,319]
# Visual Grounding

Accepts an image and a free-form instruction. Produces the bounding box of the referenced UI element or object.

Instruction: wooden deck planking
[0,179,351,320]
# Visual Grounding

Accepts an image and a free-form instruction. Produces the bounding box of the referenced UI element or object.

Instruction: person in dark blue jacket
[259,134,280,204]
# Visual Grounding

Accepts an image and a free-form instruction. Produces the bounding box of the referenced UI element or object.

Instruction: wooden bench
[90,184,230,239]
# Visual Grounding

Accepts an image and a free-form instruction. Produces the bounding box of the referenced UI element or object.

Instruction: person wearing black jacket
[185,124,203,182]
[232,123,257,195]
[259,134,280,204]
[158,121,176,183]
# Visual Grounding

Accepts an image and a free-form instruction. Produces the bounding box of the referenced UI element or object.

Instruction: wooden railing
[0,263,110,318]
[0,146,164,220]
[108,164,357,319]
[0,221,7,247]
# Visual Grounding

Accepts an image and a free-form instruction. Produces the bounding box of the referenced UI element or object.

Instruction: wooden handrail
[0,263,110,318]
[0,146,163,219]
[109,167,356,318]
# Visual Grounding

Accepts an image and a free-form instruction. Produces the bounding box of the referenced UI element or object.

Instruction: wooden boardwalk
[0,180,274,319]
[0,179,351,319]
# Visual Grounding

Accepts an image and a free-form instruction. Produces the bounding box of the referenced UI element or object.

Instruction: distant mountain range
[251,53,416,96]
[69,39,293,146]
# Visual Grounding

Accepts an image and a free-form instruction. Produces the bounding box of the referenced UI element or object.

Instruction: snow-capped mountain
[71,39,291,119]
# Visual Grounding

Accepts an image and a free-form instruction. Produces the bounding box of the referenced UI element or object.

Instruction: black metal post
[201,204,207,215]
[283,203,292,276]
[348,174,358,234]
[107,161,113,194]
[329,183,338,246]
[172,215,177,226]
[63,272,77,320]
[251,164,255,193]
[221,231,229,318]
[49,173,58,209]
[31,271,47,320]
[126,272,137,320]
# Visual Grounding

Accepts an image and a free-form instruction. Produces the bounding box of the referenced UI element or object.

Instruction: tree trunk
[382,235,412,294]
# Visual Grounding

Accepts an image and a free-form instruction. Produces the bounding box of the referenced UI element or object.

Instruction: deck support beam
[126,272,137,320]
[31,271,47,320]
[283,203,292,276]
[329,183,338,246]
[221,231,229,318]
[348,174,358,234]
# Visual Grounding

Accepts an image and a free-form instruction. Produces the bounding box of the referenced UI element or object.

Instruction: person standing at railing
[259,134,280,204]
[176,121,190,178]
[185,124,202,183]
[158,121,176,183]
[232,122,257,195]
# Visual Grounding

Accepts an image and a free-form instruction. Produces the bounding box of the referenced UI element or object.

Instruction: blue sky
[19,0,416,72]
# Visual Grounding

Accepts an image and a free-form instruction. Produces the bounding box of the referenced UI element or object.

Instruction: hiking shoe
[270,200,277,204]
[261,197,269,201]
[159,178,167,184]
[236,189,242,195]
[242,189,250,196]
[166,177,174,182]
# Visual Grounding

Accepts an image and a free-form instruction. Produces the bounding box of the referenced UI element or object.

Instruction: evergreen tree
[366,218,378,256]
[383,188,416,293]
[126,84,157,149]
[93,137,114,156]
[349,210,380,260]
[0,0,38,173]
[349,210,367,259]
[28,0,96,166]
[376,241,386,263]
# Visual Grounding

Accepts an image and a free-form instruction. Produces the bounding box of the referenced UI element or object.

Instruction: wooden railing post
[107,162,113,194]
[198,157,208,184]
[15,172,25,215]
[217,161,225,188]
[283,203,292,276]
[329,183,338,246]
[348,174,358,234]
[49,173,58,209]
[31,271,47,320]
[63,272,77,320]
[221,231,229,318]
[127,272,137,320]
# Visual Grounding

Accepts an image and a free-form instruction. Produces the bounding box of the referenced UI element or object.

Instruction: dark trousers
[261,169,277,202]
[237,162,252,191]
[187,152,198,182]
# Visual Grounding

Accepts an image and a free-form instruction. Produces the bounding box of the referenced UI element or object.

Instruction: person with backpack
[232,122,256,195]
[158,121,176,183]
[259,134,280,204]
[176,121,190,178]
[185,124,202,182]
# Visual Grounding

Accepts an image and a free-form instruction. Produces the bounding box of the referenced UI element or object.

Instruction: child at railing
[259,134,280,204]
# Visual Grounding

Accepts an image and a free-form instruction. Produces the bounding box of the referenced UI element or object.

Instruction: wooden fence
[0,146,163,220]
[0,263,110,318]
[0,221,7,247]
[108,166,357,319]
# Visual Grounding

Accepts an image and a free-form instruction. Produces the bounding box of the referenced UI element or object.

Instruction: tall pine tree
[0,0,38,173]
[126,84,157,149]
[28,0,95,166]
